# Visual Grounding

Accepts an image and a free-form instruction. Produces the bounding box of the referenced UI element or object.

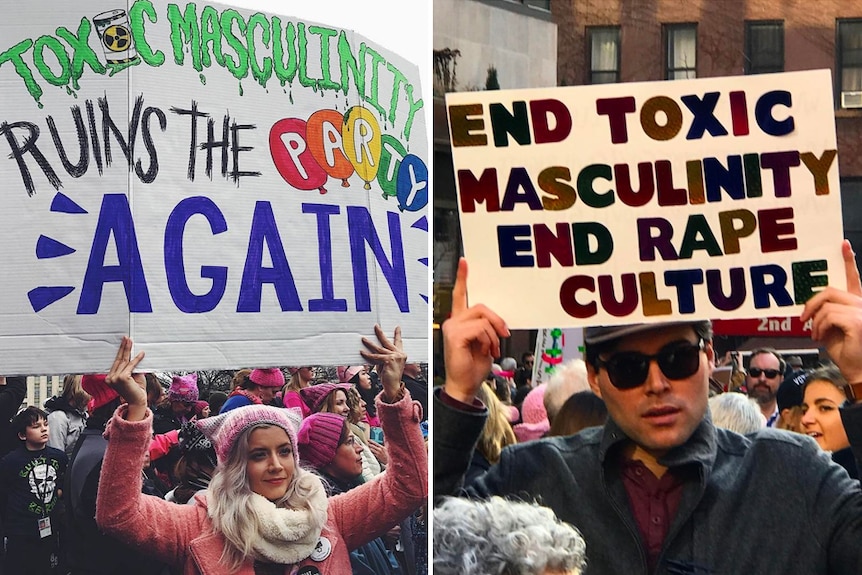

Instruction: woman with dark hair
[297,412,402,575]
[800,365,860,480]
[339,365,381,427]
[95,326,426,574]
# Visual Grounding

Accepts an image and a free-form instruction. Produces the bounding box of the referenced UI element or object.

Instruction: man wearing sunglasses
[745,349,786,427]
[435,241,862,574]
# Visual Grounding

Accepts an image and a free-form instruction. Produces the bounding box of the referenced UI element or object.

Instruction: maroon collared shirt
[620,458,686,571]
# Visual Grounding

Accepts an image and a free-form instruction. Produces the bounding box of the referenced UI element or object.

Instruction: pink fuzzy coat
[96,392,426,574]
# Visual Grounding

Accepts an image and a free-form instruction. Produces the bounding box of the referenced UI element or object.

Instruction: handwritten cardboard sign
[446,70,845,328]
[0,0,428,374]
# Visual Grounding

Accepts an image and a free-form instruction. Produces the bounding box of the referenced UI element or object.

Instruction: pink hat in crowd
[337,366,363,384]
[197,404,299,465]
[287,367,300,376]
[250,368,285,388]
[297,412,348,470]
[168,373,199,403]
[299,383,353,412]
[513,384,550,442]
[81,374,119,410]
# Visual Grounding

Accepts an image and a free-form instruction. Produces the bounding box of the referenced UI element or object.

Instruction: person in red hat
[93,325,426,575]
[220,368,285,413]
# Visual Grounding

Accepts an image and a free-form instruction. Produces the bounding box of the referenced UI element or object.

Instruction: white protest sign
[531,327,584,386]
[447,70,844,329]
[0,0,428,374]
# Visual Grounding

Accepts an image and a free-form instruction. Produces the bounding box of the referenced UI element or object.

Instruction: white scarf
[245,478,329,565]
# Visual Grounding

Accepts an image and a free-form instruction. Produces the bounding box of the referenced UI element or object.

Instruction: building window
[665,24,697,80]
[838,19,862,103]
[523,0,551,10]
[588,27,620,84]
[745,21,783,74]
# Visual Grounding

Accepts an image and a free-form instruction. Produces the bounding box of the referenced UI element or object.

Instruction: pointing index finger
[843,239,862,296]
[451,258,469,315]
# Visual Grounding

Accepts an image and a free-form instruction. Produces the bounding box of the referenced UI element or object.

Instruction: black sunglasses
[747,367,781,379]
[596,338,705,390]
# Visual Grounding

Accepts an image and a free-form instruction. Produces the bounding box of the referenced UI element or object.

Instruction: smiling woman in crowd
[800,365,859,481]
[94,326,426,574]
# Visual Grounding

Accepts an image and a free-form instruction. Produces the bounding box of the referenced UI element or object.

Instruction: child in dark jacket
[0,406,67,575]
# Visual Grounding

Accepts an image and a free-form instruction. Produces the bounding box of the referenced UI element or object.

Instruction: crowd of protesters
[0,325,427,575]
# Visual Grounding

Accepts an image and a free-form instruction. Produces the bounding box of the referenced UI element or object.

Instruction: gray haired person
[708,392,766,435]
[433,496,586,575]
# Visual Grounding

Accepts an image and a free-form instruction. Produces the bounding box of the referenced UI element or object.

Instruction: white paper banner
[0,0,428,373]
[447,70,845,329]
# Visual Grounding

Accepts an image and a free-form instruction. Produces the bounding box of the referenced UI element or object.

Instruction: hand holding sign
[442,258,510,404]
[801,240,862,382]
[105,336,147,422]
[361,325,407,402]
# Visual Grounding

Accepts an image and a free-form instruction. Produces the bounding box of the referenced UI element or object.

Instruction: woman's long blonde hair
[476,382,517,464]
[207,424,325,572]
[61,375,89,410]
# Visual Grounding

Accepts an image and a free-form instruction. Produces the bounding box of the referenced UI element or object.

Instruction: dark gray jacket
[434,389,862,575]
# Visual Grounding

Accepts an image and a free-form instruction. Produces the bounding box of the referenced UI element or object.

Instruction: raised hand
[801,240,862,382]
[442,258,509,404]
[360,325,407,401]
[105,336,148,421]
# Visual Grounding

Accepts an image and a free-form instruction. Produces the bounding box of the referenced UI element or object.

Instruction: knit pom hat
[513,384,550,442]
[168,373,199,403]
[299,383,352,413]
[196,404,299,465]
[81,374,119,411]
[250,368,285,388]
[337,366,363,384]
[297,412,347,470]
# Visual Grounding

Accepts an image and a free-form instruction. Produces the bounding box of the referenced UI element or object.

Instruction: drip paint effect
[0,3,424,142]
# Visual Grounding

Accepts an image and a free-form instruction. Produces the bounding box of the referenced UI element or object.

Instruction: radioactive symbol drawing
[93,9,139,66]
[102,25,131,52]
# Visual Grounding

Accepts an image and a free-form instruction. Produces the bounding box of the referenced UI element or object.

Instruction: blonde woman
[45,374,90,456]
[95,326,426,574]
[282,366,314,417]
[465,382,517,486]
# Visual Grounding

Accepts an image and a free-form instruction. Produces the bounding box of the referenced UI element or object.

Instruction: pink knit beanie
[81,374,119,410]
[168,373,199,403]
[250,368,285,388]
[297,412,347,470]
[299,382,352,412]
[337,366,363,384]
[514,384,550,442]
[196,404,299,465]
